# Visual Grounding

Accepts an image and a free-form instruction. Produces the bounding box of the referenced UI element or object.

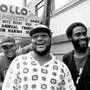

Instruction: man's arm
[16,44,32,55]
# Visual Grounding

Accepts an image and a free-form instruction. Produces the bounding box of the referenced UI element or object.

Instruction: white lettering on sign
[0,3,40,37]
[0,3,28,16]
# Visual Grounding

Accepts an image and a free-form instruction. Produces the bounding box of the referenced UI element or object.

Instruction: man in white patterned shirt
[2,24,76,90]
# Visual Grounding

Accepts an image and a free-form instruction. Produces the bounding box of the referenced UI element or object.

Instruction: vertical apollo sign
[0,3,40,37]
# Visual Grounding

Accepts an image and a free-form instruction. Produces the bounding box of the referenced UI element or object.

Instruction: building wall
[51,37,90,60]
[28,0,90,37]
[26,0,90,60]
[51,41,73,60]
[50,0,90,36]
[27,0,43,14]
[49,0,90,60]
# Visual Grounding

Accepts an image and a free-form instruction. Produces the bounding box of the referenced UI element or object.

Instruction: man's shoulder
[11,52,32,66]
[15,52,31,60]
[55,58,70,69]
[16,52,30,58]
[63,50,74,57]
[62,50,74,64]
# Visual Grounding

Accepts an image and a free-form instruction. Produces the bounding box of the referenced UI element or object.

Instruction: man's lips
[79,40,86,44]
[7,51,14,56]
[35,42,46,45]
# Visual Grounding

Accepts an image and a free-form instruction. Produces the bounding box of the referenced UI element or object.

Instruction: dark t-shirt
[0,53,11,82]
[74,55,88,84]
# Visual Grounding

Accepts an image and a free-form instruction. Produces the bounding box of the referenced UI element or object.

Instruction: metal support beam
[40,0,52,28]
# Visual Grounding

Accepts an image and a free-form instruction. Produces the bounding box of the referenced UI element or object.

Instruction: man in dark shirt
[63,22,90,90]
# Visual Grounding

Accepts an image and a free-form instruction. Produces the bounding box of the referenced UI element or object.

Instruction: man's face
[2,43,17,59]
[71,26,89,53]
[31,32,51,56]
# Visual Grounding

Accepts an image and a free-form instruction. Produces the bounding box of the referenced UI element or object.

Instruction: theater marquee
[0,3,40,37]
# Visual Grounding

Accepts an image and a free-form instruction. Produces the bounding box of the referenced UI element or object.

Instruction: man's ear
[68,37,72,41]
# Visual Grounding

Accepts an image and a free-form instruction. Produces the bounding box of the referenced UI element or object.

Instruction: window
[35,0,44,17]
[51,0,84,16]
[26,0,31,5]
[55,0,69,10]
[35,0,84,17]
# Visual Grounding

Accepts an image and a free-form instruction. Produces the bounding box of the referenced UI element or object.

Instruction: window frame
[35,0,44,17]
[51,0,87,17]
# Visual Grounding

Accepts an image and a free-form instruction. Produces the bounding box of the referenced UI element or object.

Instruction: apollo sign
[0,4,28,16]
[0,3,40,37]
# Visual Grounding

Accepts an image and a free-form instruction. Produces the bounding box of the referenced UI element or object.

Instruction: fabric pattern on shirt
[2,52,76,90]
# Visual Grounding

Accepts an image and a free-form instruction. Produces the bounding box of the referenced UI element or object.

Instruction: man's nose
[37,35,43,40]
[80,34,86,39]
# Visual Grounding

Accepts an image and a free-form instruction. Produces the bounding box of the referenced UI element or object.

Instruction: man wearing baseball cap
[0,35,32,90]
[2,24,76,90]
[0,35,17,90]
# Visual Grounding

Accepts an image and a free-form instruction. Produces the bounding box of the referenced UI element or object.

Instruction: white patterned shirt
[2,52,76,90]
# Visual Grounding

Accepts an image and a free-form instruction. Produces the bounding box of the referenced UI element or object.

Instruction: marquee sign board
[0,3,40,37]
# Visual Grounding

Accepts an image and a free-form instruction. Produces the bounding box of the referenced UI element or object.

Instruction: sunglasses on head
[2,44,14,50]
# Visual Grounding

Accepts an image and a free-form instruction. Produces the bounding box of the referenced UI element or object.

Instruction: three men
[2,24,76,90]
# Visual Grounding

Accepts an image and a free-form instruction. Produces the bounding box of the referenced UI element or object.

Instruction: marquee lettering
[2,24,18,29]
[8,29,22,33]
[0,28,5,32]
[22,26,33,30]
[0,4,28,16]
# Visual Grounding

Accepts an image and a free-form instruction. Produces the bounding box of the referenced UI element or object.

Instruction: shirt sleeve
[61,62,76,90]
[2,57,19,90]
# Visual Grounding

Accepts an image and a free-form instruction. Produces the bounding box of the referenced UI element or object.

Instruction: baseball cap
[0,35,15,47]
[29,24,52,37]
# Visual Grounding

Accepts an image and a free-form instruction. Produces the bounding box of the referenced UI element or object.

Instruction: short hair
[66,22,87,39]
